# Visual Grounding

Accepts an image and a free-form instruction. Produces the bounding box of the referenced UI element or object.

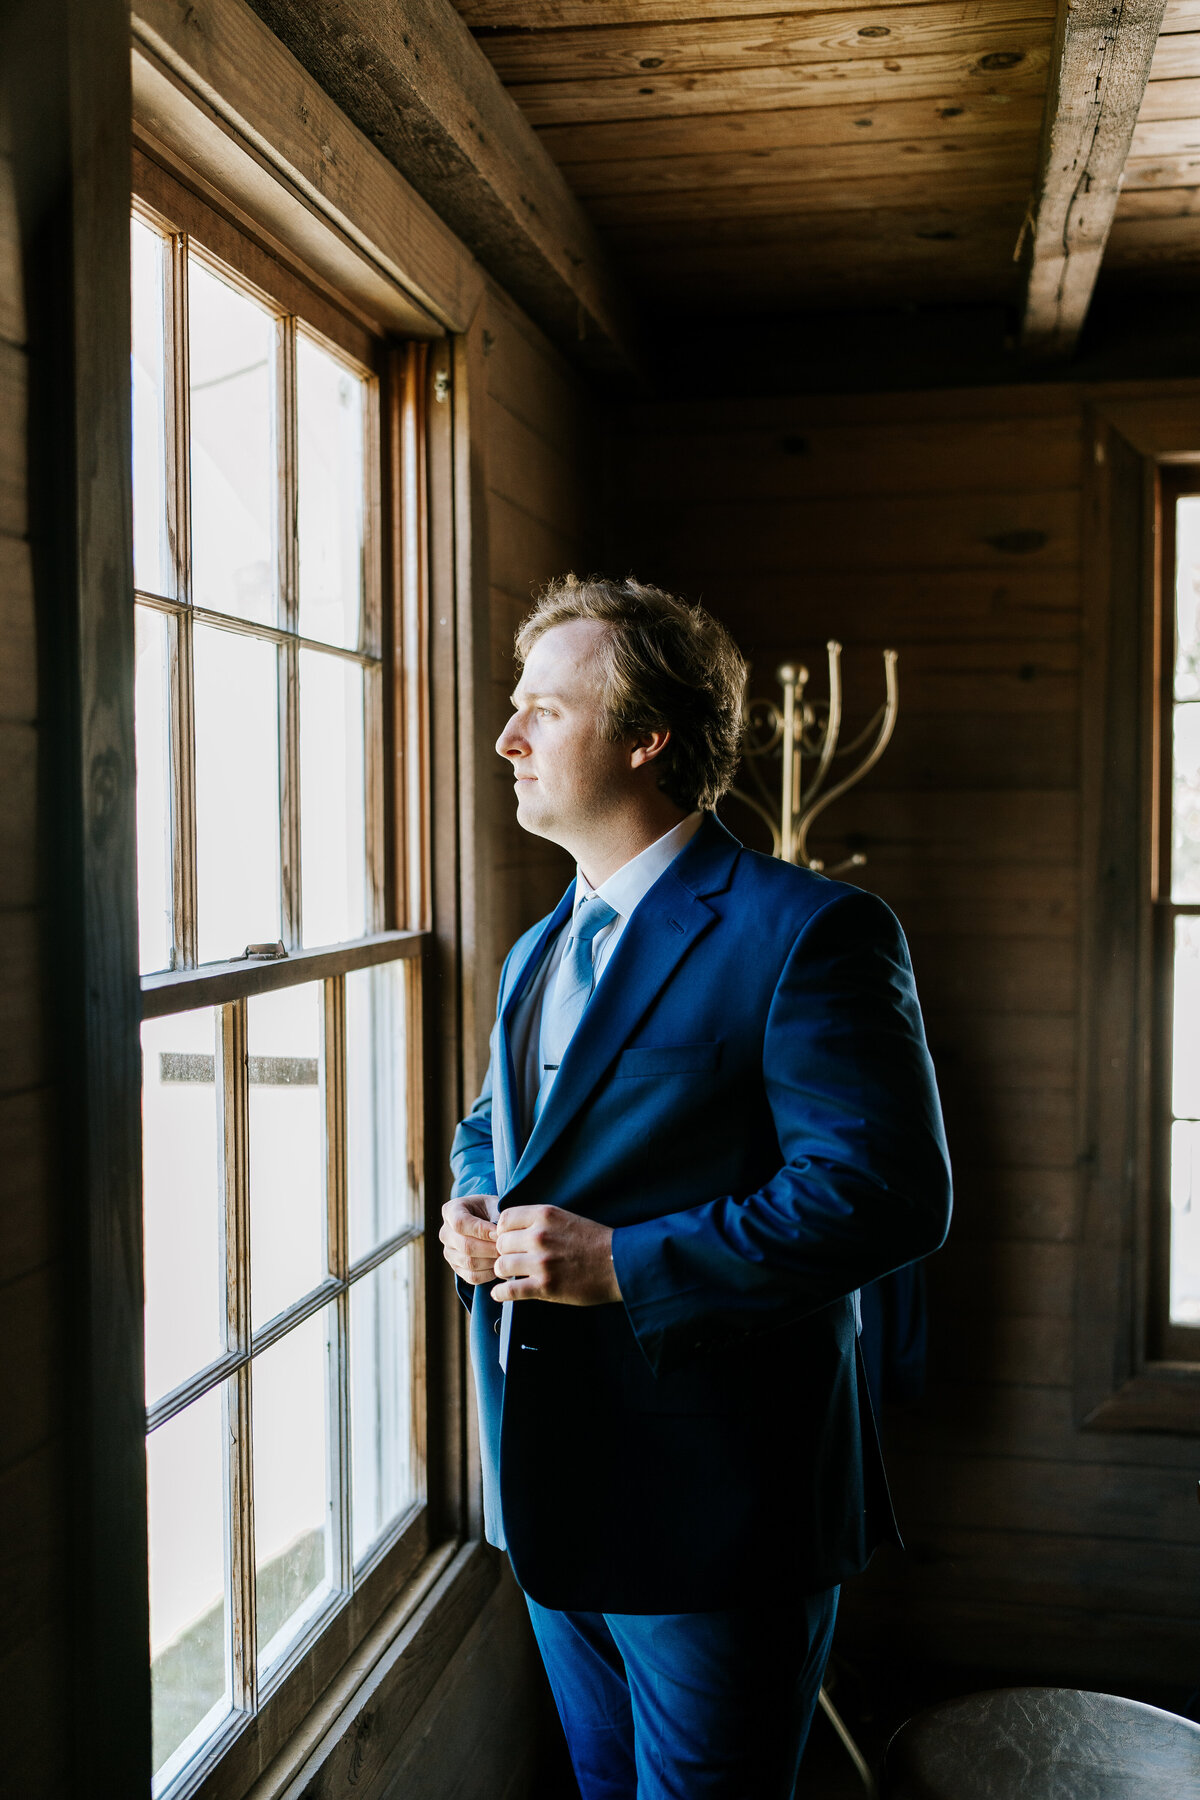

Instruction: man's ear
[629,727,670,770]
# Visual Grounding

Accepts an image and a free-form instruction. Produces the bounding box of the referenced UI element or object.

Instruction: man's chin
[514,793,563,846]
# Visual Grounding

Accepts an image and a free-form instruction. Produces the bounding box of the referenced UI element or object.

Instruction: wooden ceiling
[457,0,1200,330]
[1110,0,1200,283]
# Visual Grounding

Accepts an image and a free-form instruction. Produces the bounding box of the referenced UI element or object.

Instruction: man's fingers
[490,1277,536,1303]
[442,1204,497,1240]
[438,1198,501,1286]
[493,1251,535,1282]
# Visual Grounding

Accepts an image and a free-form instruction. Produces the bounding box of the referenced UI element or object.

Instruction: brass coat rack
[728,642,899,873]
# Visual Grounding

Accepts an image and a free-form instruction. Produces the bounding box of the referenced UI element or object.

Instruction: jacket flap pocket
[614,1042,722,1078]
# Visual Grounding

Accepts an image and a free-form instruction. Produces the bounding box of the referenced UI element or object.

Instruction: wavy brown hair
[515,575,747,813]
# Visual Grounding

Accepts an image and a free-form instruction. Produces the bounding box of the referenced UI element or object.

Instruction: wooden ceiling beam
[240,0,637,371]
[1020,0,1170,355]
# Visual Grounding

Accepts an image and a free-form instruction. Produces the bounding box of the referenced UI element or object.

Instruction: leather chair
[882,1686,1200,1799]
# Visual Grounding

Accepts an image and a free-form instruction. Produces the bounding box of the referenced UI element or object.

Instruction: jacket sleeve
[611,886,952,1374]
[450,1040,499,1200]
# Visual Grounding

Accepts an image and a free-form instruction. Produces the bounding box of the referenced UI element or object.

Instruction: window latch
[242,941,288,961]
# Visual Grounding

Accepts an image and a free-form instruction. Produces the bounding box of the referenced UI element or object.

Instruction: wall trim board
[3,0,150,1790]
[132,0,479,336]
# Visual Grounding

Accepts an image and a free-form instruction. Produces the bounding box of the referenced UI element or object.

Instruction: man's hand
[439,1195,500,1286]
[492,1205,622,1306]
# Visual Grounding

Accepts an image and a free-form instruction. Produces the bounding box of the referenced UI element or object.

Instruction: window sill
[236,1537,502,1800]
[1083,1366,1200,1434]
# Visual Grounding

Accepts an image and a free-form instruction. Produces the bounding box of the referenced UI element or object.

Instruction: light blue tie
[534,895,618,1125]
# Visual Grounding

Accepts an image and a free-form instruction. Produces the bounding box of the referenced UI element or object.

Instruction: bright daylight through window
[131,199,426,1795]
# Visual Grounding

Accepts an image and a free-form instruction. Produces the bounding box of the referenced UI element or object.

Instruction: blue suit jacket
[451,813,951,1612]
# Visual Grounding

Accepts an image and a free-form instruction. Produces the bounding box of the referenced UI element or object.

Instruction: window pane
[298,332,365,651]
[248,982,326,1330]
[147,1387,231,1790]
[253,1309,335,1674]
[1173,915,1200,1121]
[351,1248,419,1566]
[1170,1121,1200,1325]
[142,1008,224,1406]
[132,217,171,597]
[136,605,173,975]
[347,961,411,1263]
[189,258,277,627]
[1175,496,1200,703]
[1172,702,1200,902]
[194,623,282,964]
[300,650,366,946]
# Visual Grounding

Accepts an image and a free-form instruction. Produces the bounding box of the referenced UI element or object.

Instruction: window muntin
[132,194,427,1798]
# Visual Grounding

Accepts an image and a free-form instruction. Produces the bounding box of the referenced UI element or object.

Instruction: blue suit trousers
[525,1584,839,1799]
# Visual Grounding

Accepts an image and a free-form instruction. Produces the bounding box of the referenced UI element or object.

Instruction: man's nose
[496,713,525,759]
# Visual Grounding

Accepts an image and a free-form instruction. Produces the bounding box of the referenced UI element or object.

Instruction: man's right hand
[439,1195,501,1286]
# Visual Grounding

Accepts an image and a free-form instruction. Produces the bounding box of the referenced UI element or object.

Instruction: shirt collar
[573,811,704,924]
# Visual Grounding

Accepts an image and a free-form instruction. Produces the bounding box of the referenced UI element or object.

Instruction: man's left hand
[491,1205,622,1306]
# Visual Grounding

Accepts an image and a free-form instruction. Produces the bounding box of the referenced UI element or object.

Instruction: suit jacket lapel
[495,883,574,1186]
[505,815,741,1194]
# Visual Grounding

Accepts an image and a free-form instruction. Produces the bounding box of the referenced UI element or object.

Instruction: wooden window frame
[1078,397,1200,1436]
[133,160,445,1800]
[1149,469,1200,1367]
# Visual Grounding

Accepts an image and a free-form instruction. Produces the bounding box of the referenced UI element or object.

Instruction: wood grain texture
[0,339,26,537]
[0,723,37,908]
[483,281,594,454]
[603,190,1032,247]
[859,1525,1200,1618]
[0,910,47,1094]
[0,1264,66,1476]
[886,1450,1200,1541]
[479,3,1056,82]
[236,0,636,368]
[0,536,37,721]
[0,1089,62,1281]
[839,1588,1200,1687]
[629,568,1081,643]
[0,150,23,347]
[6,2,149,1789]
[505,44,1052,127]
[464,0,984,18]
[618,414,1081,499]
[626,488,1079,572]
[1021,0,1169,353]
[573,141,1036,210]
[614,221,1027,309]
[1136,70,1200,114]
[540,90,1047,164]
[1148,26,1200,76]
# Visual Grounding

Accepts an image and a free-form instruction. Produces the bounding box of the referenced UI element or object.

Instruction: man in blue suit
[441,576,951,1798]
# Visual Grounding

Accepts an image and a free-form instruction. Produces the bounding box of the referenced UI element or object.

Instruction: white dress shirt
[511,811,704,1138]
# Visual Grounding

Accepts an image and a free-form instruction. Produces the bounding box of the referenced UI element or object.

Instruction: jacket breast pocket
[613,1042,722,1078]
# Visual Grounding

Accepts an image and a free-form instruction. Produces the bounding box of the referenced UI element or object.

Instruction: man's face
[496,620,635,847]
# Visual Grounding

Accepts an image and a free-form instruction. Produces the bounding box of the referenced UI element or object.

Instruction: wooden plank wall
[479,277,596,996]
[0,98,72,1799]
[608,383,1199,1689]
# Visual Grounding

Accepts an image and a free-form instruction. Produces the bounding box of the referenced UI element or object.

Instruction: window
[1153,473,1200,1360]
[132,169,432,1796]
